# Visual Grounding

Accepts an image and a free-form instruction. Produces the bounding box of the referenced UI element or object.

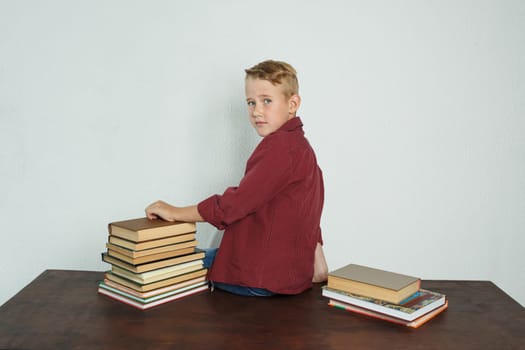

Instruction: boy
[146,60,328,296]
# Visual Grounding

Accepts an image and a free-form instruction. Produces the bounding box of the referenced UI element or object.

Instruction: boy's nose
[253,107,263,118]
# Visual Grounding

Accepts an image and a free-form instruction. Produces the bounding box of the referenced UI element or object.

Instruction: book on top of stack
[322,263,448,328]
[98,217,209,310]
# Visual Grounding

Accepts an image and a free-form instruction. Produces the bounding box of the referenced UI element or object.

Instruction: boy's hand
[145,201,204,223]
[145,200,177,221]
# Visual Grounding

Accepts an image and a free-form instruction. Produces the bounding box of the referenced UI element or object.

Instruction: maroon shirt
[197,117,324,294]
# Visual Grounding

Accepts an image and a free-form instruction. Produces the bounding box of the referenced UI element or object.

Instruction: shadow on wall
[188,73,259,249]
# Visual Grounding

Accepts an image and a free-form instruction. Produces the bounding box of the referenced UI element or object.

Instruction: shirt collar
[279,116,303,133]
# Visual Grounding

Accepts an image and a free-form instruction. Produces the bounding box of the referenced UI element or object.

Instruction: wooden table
[0,270,524,349]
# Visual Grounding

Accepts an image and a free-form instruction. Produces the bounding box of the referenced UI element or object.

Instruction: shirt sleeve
[198,140,292,230]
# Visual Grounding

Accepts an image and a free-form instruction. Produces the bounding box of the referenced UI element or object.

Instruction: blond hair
[245,60,299,98]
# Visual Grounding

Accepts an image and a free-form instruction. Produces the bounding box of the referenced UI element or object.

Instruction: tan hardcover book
[111,261,204,284]
[106,240,197,259]
[327,264,420,304]
[112,260,203,280]
[97,283,209,310]
[105,268,208,292]
[109,217,196,242]
[103,276,207,299]
[107,246,196,264]
[108,232,196,251]
[102,251,205,273]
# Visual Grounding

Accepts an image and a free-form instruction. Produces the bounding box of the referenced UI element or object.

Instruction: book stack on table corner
[98,217,209,310]
[322,264,448,328]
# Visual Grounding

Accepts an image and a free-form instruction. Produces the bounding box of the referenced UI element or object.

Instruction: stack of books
[98,217,209,310]
[322,264,448,328]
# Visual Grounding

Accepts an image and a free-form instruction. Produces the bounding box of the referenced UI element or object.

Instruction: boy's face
[245,77,300,137]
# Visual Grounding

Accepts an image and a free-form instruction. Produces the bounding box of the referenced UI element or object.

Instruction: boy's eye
[263,98,272,105]
[247,101,255,107]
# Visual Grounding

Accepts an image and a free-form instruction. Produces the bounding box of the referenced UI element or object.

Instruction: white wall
[1,1,523,307]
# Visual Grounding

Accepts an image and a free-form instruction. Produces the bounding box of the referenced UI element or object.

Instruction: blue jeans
[197,248,275,297]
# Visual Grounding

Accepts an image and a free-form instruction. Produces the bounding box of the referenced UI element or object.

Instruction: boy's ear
[288,94,301,115]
